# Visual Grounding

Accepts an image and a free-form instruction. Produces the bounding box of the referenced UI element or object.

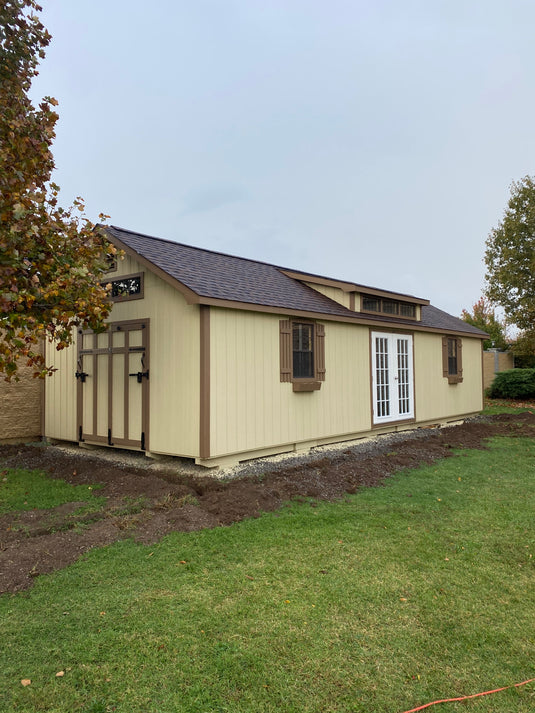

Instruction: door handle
[129,370,149,383]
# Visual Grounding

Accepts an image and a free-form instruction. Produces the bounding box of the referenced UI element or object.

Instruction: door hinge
[141,431,146,451]
[108,428,113,446]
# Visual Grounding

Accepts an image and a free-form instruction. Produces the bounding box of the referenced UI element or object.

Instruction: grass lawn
[1,435,534,713]
[483,398,535,415]
[0,468,105,515]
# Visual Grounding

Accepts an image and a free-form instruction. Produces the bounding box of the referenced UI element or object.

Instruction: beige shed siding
[44,335,78,441]
[209,309,371,458]
[304,282,351,309]
[105,252,140,279]
[413,332,483,421]
[45,253,201,457]
[100,254,200,457]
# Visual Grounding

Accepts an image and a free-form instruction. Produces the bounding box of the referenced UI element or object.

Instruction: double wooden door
[77,320,149,450]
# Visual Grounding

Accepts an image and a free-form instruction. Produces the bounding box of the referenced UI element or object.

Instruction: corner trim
[199,305,210,460]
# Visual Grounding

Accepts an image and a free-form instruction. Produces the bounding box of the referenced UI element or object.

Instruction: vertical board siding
[45,254,201,457]
[414,333,483,421]
[303,283,352,309]
[107,259,200,457]
[45,334,78,441]
[209,309,371,458]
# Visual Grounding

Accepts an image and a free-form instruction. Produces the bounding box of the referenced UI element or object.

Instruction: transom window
[362,295,416,319]
[104,273,144,302]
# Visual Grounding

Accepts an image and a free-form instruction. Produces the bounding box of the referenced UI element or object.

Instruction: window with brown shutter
[442,336,463,384]
[279,320,325,391]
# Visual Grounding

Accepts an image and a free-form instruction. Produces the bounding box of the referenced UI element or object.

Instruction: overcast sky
[31,0,535,318]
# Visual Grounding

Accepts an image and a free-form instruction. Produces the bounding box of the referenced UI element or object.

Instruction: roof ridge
[108,225,425,301]
[108,224,298,274]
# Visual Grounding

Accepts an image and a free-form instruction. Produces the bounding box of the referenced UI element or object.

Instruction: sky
[30,0,535,318]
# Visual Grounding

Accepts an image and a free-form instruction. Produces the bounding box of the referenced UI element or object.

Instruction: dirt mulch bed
[1,412,534,594]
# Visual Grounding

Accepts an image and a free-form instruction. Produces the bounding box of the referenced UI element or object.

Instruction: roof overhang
[103,227,485,340]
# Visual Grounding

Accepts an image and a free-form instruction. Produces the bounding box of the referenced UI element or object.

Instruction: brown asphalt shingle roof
[105,225,488,338]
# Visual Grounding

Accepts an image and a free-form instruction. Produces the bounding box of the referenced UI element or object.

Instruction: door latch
[129,370,149,383]
[75,371,89,383]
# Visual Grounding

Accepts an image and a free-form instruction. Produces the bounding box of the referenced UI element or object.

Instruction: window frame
[292,322,315,380]
[361,294,417,320]
[104,272,145,303]
[442,336,463,384]
[280,319,325,391]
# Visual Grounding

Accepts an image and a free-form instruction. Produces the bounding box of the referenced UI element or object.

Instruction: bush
[488,368,535,399]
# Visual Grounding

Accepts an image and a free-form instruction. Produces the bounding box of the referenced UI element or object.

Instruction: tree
[0,0,114,379]
[461,297,508,351]
[509,330,535,368]
[484,175,535,333]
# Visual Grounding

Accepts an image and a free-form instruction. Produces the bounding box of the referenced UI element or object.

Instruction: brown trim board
[198,298,485,339]
[199,305,210,460]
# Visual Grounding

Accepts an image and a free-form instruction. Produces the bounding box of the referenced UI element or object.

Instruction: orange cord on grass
[400,677,535,713]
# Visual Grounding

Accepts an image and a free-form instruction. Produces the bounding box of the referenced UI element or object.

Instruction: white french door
[371,332,414,424]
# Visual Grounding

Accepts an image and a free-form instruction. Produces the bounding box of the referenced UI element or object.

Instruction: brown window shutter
[279,320,292,382]
[442,337,449,377]
[315,323,326,381]
[457,338,463,378]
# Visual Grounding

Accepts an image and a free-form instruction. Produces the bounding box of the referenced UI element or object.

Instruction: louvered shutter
[279,320,292,382]
[442,337,449,377]
[457,339,463,378]
[315,323,326,381]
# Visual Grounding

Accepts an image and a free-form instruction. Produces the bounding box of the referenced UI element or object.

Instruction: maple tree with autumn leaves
[0,0,114,379]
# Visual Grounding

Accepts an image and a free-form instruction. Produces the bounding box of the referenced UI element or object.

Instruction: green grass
[483,397,535,415]
[1,437,535,712]
[0,468,104,515]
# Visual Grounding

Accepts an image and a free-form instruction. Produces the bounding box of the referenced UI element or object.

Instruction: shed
[44,226,488,467]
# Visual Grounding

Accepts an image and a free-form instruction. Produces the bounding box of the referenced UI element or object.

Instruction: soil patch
[1,412,534,594]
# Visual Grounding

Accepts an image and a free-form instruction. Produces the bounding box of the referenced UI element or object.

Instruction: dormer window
[362,294,416,319]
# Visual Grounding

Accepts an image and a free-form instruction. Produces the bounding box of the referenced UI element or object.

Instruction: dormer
[280,270,429,322]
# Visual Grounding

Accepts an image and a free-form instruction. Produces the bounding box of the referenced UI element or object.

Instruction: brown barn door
[77,320,149,450]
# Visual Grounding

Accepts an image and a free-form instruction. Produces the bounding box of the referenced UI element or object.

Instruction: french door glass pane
[397,338,410,415]
[375,337,390,417]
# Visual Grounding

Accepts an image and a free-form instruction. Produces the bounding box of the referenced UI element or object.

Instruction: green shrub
[488,368,535,399]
